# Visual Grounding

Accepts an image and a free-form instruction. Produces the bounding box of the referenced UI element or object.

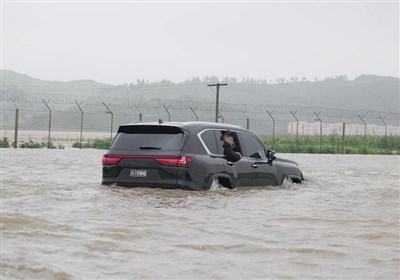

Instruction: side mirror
[266,149,276,161]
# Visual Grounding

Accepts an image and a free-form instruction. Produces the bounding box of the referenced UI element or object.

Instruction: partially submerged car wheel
[281,176,293,185]
[208,177,233,190]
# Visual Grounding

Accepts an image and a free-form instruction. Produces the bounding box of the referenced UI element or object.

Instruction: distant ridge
[2,70,399,113]
[1,70,113,96]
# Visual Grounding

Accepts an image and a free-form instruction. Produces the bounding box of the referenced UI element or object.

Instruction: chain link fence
[1,92,399,152]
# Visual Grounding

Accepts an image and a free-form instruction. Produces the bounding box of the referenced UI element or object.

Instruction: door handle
[226,161,234,166]
[252,164,259,168]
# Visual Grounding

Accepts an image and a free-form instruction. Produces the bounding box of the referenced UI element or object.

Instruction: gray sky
[2,1,399,85]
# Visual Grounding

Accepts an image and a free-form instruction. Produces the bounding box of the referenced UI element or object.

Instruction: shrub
[321,145,336,154]
[19,140,57,149]
[20,140,45,149]
[0,137,10,148]
[73,138,111,150]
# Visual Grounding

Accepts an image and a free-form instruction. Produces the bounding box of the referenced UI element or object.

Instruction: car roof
[121,121,246,132]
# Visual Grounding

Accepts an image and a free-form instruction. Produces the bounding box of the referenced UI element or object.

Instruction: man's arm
[223,143,241,162]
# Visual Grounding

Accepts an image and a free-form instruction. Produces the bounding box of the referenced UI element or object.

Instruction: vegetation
[0,137,10,148]
[72,138,111,149]
[19,139,64,149]
[71,135,400,154]
[261,135,400,155]
[3,135,399,154]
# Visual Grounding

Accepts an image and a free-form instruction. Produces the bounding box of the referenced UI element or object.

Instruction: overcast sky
[2,1,399,85]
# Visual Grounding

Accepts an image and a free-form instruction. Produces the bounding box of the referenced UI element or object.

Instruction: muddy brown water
[1,149,399,279]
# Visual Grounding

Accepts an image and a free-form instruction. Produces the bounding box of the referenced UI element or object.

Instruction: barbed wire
[1,90,399,124]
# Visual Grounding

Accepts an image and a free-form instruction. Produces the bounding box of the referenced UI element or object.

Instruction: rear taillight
[102,154,193,166]
[155,156,193,166]
[102,154,122,164]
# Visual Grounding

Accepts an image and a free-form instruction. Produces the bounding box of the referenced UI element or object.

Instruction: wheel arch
[206,173,235,189]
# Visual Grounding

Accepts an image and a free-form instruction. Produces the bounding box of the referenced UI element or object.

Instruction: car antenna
[158,119,164,124]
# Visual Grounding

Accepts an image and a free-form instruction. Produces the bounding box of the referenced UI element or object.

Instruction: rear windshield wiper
[139,146,162,150]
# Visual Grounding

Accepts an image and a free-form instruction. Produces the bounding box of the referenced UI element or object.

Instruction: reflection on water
[2,149,400,279]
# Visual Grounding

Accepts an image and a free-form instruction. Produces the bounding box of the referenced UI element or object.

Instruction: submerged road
[2,149,399,279]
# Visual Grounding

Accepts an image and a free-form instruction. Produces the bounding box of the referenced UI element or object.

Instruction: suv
[102,122,304,190]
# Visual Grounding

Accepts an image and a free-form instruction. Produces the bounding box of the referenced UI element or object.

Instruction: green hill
[1,70,112,96]
[2,70,399,113]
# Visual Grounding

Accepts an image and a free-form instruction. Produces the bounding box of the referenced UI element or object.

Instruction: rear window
[111,125,184,151]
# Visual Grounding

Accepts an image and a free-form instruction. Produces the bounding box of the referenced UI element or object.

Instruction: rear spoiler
[118,124,187,134]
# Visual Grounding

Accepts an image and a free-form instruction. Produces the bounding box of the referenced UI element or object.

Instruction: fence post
[241,110,250,130]
[357,114,367,145]
[342,122,346,154]
[314,112,322,153]
[75,101,84,149]
[102,103,113,142]
[189,106,199,121]
[134,104,143,121]
[378,116,387,152]
[290,110,299,151]
[11,99,19,148]
[42,99,52,149]
[219,108,224,123]
[163,104,171,122]
[266,110,275,149]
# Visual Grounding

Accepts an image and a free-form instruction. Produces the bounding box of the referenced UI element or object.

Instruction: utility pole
[207,83,228,123]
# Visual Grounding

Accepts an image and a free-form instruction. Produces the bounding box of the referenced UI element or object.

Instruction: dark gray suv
[102,122,304,190]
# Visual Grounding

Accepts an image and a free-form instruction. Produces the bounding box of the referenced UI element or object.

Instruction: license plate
[130,169,147,177]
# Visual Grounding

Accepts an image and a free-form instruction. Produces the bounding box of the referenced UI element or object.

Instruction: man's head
[223,131,235,145]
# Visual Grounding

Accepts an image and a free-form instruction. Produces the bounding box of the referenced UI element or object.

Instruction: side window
[200,130,218,154]
[239,133,267,159]
[216,130,225,154]
[216,130,242,154]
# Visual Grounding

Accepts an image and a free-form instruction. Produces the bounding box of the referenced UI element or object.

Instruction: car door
[215,130,252,187]
[238,132,279,186]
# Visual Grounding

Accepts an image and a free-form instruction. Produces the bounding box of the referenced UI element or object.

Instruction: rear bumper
[101,178,208,191]
[102,162,212,191]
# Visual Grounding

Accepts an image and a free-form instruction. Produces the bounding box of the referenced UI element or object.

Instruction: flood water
[1,149,399,279]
